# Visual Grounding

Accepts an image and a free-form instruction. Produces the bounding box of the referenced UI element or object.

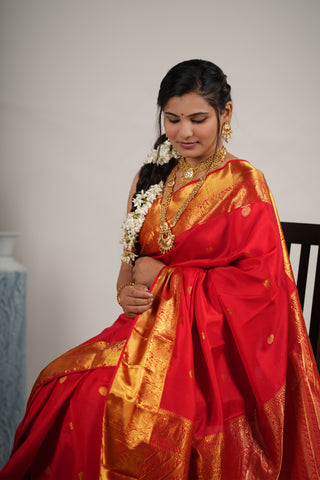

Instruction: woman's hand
[119,283,154,319]
[133,257,166,288]
[117,257,165,318]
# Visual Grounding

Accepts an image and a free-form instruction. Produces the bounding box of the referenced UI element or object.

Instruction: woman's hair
[132,60,231,258]
[135,59,232,195]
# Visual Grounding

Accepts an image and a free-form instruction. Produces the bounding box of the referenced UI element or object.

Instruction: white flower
[144,140,180,166]
[120,181,164,264]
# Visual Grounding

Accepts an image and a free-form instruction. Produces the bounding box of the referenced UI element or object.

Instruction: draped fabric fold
[1,160,320,479]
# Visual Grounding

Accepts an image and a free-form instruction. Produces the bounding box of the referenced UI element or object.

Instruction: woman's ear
[221,101,233,123]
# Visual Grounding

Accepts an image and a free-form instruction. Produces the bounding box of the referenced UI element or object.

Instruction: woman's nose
[179,121,193,139]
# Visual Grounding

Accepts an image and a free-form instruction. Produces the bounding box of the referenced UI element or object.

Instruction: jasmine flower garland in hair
[144,139,180,166]
[120,181,164,264]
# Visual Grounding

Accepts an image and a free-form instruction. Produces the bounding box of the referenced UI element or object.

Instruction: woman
[1,59,320,479]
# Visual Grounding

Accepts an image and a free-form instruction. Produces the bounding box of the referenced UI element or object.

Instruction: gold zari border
[101,267,185,478]
[33,339,126,391]
[99,387,287,479]
[140,160,272,256]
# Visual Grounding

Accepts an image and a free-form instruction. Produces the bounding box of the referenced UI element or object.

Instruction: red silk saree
[1,160,320,479]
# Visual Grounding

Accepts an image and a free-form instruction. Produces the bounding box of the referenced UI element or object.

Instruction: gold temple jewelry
[221,121,232,143]
[117,282,135,305]
[158,146,226,254]
[178,154,215,187]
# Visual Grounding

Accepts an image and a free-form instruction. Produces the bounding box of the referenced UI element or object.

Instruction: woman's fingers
[119,284,150,303]
[123,301,153,318]
[127,294,153,306]
[120,283,154,318]
[125,295,153,311]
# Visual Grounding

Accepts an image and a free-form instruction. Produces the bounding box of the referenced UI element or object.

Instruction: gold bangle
[117,282,135,306]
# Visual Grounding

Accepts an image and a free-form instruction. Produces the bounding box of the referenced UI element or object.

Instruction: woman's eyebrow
[164,111,209,117]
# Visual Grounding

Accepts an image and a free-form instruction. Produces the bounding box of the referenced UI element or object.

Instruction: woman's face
[163,92,232,164]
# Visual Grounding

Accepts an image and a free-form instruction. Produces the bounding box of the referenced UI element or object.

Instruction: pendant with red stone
[158,221,175,253]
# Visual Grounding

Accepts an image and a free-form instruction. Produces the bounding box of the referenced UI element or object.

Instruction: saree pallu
[1,160,320,479]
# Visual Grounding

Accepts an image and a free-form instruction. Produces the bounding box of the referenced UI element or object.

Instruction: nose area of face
[180,120,193,139]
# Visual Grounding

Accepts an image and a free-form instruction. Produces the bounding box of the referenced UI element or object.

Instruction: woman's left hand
[133,257,166,288]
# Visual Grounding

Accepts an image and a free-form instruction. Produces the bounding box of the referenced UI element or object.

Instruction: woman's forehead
[164,92,212,115]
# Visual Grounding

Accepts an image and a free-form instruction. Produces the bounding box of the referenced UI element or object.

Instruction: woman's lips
[178,142,198,149]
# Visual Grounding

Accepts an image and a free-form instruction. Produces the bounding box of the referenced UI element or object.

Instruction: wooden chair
[281,222,320,370]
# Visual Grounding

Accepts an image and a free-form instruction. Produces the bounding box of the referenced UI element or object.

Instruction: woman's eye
[166,117,207,124]
[192,118,206,124]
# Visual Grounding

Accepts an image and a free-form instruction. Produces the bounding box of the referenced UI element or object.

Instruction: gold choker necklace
[178,154,215,187]
[158,146,226,254]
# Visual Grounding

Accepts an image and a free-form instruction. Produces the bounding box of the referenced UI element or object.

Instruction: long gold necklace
[158,146,226,254]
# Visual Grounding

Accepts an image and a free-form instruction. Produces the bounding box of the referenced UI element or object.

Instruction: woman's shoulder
[209,155,270,200]
[224,155,265,180]
[223,157,271,203]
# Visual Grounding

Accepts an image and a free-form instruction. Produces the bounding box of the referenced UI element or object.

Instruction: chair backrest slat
[296,244,311,309]
[309,247,320,357]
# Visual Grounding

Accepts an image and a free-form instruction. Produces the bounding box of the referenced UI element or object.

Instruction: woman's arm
[116,171,164,318]
[132,257,165,288]
[117,261,154,318]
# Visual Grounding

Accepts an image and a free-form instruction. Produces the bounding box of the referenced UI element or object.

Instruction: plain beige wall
[0,0,319,395]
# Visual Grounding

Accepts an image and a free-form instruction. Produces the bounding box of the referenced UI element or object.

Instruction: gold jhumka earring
[221,121,232,143]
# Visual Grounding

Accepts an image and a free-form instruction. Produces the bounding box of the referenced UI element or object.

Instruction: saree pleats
[1,160,320,479]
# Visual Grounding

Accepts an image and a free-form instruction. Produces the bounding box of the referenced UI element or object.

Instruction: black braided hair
[135,136,178,194]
